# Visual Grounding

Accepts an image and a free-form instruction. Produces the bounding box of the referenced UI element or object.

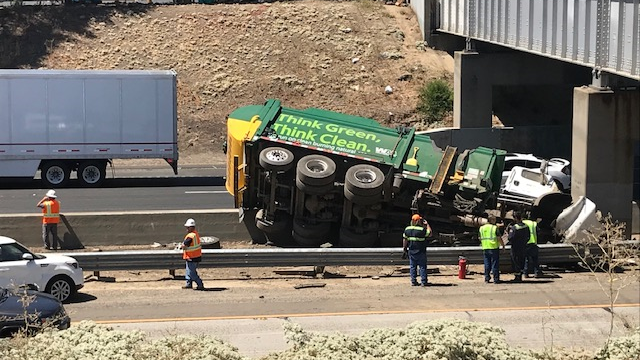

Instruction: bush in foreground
[1,319,638,360]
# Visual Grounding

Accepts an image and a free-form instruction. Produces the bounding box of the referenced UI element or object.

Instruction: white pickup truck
[0,69,178,187]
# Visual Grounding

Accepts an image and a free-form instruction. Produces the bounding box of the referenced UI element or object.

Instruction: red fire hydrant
[458,256,467,279]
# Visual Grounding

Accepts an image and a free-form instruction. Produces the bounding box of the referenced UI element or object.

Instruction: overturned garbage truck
[225,100,572,247]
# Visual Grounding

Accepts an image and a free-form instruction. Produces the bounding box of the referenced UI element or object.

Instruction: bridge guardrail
[64,243,585,272]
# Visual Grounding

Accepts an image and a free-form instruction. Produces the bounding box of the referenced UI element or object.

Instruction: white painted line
[184,190,229,194]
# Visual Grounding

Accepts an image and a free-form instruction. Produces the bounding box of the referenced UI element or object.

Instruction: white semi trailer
[0,69,178,187]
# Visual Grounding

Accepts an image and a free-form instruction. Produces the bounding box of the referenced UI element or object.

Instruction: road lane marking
[185,191,229,194]
[92,302,640,325]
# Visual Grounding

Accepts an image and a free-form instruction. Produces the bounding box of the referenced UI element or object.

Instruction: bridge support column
[453,51,493,128]
[572,86,640,232]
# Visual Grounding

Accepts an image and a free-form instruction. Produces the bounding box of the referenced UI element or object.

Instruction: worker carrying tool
[36,189,61,250]
[403,214,432,286]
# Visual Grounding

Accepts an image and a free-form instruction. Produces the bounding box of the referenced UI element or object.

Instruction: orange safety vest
[42,199,60,224]
[182,230,202,260]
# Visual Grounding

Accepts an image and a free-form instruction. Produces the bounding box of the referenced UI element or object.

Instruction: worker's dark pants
[524,244,540,276]
[483,249,500,282]
[409,250,427,285]
[42,223,59,249]
[510,245,526,276]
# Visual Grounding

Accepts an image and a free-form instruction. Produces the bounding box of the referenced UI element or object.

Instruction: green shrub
[417,79,453,123]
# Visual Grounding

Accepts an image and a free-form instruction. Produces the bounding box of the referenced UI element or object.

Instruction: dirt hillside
[0,1,454,164]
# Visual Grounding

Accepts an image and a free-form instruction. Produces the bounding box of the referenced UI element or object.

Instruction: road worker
[36,190,61,250]
[478,215,505,284]
[180,218,205,290]
[523,215,542,278]
[403,214,432,286]
[507,211,530,282]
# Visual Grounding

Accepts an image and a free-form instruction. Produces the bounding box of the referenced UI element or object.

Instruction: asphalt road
[0,166,232,213]
[64,266,640,358]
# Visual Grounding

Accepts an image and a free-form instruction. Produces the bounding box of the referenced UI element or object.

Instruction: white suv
[0,236,84,303]
[501,153,571,192]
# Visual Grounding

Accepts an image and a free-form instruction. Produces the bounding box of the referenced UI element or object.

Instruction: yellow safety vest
[522,220,538,244]
[479,224,499,250]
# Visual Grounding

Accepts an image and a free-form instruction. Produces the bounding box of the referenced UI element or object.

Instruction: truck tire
[296,178,334,195]
[345,164,385,196]
[296,155,336,186]
[344,187,381,205]
[255,209,289,234]
[41,161,71,188]
[292,219,330,238]
[259,147,294,172]
[338,227,378,247]
[292,231,326,247]
[78,161,107,187]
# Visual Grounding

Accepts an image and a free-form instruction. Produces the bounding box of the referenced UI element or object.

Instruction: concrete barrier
[0,210,249,249]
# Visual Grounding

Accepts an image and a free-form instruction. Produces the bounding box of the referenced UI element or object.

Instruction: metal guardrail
[64,244,583,272]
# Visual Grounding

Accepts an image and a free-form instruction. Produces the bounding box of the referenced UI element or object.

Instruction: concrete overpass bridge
[410,0,639,231]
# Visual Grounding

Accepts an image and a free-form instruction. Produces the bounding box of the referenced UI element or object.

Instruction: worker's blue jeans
[409,251,427,285]
[483,249,500,282]
[185,260,204,288]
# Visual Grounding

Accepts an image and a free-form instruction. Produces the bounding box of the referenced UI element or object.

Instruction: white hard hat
[46,190,57,198]
[184,218,196,227]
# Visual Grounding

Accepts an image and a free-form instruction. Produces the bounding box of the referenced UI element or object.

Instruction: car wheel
[259,147,294,172]
[45,275,74,303]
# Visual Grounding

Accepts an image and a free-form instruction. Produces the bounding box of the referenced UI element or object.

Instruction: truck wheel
[344,187,381,205]
[292,219,330,238]
[338,227,378,247]
[255,209,289,234]
[296,178,334,195]
[41,161,71,188]
[296,155,336,186]
[345,164,385,196]
[292,231,326,247]
[78,161,107,187]
[259,147,294,172]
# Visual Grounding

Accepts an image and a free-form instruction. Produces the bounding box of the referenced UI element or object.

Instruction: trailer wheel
[259,147,294,172]
[345,164,385,196]
[296,155,336,186]
[296,178,334,195]
[338,227,378,247]
[78,161,107,187]
[344,187,381,205]
[41,161,71,188]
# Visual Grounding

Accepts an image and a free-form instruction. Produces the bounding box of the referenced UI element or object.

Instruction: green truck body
[225,100,528,247]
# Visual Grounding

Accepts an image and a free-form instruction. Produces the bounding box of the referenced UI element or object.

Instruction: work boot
[194,286,205,291]
[513,275,522,283]
[411,282,419,286]
[181,285,192,289]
